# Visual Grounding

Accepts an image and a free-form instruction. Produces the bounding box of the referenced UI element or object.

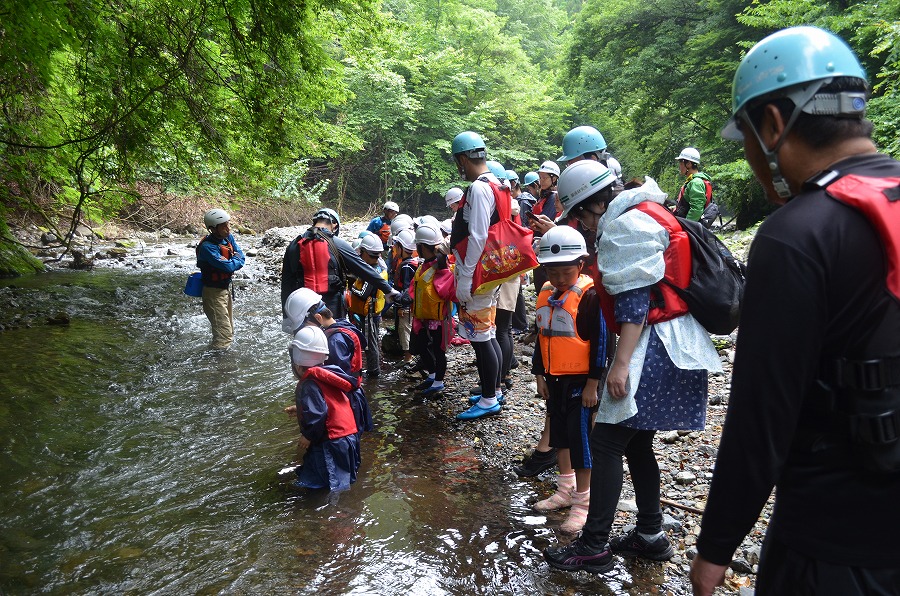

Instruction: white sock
[430,380,444,389]
[426,372,435,380]
[477,396,498,408]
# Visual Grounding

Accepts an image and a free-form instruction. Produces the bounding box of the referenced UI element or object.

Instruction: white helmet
[414,223,443,246]
[414,215,440,229]
[444,187,464,207]
[537,224,588,265]
[360,233,384,254]
[351,237,363,251]
[284,288,323,333]
[676,147,701,164]
[384,201,400,213]
[394,228,417,251]
[390,213,414,236]
[538,161,561,177]
[289,326,330,367]
[606,156,623,181]
[557,160,617,218]
[203,208,230,229]
[440,218,453,235]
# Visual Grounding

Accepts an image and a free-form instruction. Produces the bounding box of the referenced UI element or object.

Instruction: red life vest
[393,256,420,291]
[596,201,692,333]
[449,177,507,260]
[325,326,364,377]
[298,233,337,293]
[824,174,900,301]
[303,367,358,440]
[677,175,713,207]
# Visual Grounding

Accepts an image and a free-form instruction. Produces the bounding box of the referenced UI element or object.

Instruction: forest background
[1,0,899,251]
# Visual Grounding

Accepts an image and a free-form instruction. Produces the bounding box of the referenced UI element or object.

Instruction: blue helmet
[451,131,487,159]
[722,26,867,140]
[505,169,519,184]
[522,171,539,186]
[486,160,507,180]
[558,126,608,162]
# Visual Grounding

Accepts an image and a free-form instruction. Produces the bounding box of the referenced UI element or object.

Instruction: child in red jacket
[288,326,361,492]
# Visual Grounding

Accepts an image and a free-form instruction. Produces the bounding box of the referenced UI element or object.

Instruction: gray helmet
[313,208,341,235]
[203,209,230,229]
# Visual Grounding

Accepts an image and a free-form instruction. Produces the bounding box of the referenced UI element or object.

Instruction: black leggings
[416,327,447,381]
[495,309,514,379]
[580,423,662,549]
[513,288,528,330]
[472,338,501,399]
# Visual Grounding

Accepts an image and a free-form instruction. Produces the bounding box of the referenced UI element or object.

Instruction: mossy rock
[0,221,45,277]
[115,239,137,248]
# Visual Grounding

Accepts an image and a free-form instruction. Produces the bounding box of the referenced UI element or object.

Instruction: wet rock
[69,250,94,270]
[73,224,93,238]
[107,247,128,257]
[685,546,698,560]
[41,232,58,245]
[46,312,70,325]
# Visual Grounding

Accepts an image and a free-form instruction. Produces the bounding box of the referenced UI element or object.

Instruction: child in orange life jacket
[286,325,361,492]
[531,225,607,535]
[305,301,374,435]
[409,223,456,397]
[348,232,388,378]
[392,228,419,365]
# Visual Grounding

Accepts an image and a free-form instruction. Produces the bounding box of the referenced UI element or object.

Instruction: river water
[0,242,680,595]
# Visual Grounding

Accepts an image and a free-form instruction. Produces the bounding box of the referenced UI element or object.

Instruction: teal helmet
[558,126,608,162]
[505,169,519,184]
[722,26,867,140]
[486,160,507,180]
[451,131,487,159]
[522,171,539,186]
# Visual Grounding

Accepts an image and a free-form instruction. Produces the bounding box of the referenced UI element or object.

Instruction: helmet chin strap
[744,79,829,201]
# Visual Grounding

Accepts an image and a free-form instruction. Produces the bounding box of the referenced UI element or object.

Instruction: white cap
[384,201,400,212]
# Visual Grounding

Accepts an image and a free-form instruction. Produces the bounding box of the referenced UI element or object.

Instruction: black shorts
[546,375,596,469]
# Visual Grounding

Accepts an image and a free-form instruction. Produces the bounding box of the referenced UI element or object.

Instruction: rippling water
[0,249,683,595]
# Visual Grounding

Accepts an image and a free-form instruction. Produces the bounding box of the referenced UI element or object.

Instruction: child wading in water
[286,326,361,492]
[532,225,607,533]
[408,223,456,397]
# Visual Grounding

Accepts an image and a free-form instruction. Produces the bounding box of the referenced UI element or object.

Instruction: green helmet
[558,126,608,162]
[486,160,507,180]
[722,26,867,140]
[451,131,487,159]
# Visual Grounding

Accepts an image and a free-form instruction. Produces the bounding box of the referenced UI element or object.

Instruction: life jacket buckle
[835,357,887,392]
[851,409,900,445]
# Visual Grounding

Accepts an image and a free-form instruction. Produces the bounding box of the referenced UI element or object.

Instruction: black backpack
[663,217,746,335]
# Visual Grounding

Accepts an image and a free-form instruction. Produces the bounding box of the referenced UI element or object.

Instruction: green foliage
[1,0,898,233]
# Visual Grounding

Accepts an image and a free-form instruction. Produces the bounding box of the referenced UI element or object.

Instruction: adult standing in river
[691,26,900,595]
[196,208,245,350]
[281,208,397,322]
[449,130,505,421]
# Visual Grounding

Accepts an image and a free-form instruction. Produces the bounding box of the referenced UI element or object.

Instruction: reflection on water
[0,263,685,595]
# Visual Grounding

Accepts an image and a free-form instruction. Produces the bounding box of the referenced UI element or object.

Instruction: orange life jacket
[536,275,594,376]
[197,236,235,285]
[378,222,391,246]
[596,201,691,333]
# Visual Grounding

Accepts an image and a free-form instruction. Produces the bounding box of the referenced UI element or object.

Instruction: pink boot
[534,473,575,512]
[559,489,590,534]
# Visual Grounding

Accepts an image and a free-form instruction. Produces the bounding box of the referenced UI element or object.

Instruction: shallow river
[0,244,680,595]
